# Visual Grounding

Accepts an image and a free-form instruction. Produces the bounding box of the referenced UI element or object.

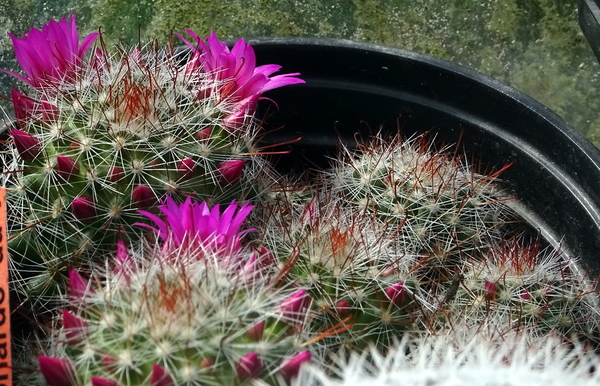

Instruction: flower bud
[68,269,93,305]
[38,356,76,386]
[63,310,88,345]
[484,280,498,302]
[218,159,245,185]
[384,282,407,306]
[335,300,351,317]
[108,166,124,182]
[200,358,215,370]
[91,377,119,386]
[178,157,196,177]
[132,184,155,208]
[56,156,79,179]
[236,352,262,380]
[150,364,174,386]
[246,320,265,342]
[11,88,35,127]
[195,127,212,141]
[280,351,311,381]
[278,289,311,325]
[11,129,41,160]
[72,196,96,220]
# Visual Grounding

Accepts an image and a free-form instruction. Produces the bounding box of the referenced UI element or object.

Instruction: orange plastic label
[0,188,11,385]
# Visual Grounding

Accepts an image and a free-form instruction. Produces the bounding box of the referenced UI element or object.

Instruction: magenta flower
[176,30,304,113]
[136,196,254,254]
[4,15,98,87]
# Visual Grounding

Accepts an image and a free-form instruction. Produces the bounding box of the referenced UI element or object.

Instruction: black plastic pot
[250,38,600,275]
[580,0,600,65]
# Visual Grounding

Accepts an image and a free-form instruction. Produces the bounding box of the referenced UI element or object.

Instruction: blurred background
[1,0,600,147]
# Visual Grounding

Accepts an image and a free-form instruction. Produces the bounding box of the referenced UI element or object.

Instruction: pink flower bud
[101,355,117,372]
[11,88,35,127]
[63,310,88,345]
[132,184,155,208]
[218,159,245,185]
[484,280,497,302]
[236,352,262,380]
[11,129,41,160]
[114,240,133,278]
[195,127,212,141]
[246,320,265,341]
[178,157,196,177]
[72,196,96,220]
[38,356,76,386]
[384,282,407,306]
[68,269,92,305]
[278,289,311,325]
[41,99,59,121]
[150,364,174,386]
[108,166,124,182]
[335,300,351,317]
[91,377,119,386]
[520,288,532,301]
[280,351,311,381]
[56,156,79,179]
[200,358,215,370]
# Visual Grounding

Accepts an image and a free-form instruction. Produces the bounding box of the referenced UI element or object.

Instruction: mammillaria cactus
[436,238,600,340]
[329,133,512,273]
[1,15,304,303]
[38,199,315,385]
[262,184,436,354]
[292,331,600,386]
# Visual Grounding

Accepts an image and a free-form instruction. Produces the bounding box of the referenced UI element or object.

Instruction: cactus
[292,331,600,386]
[435,238,600,340]
[329,133,513,278]
[38,199,315,385]
[1,15,303,303]
[261,182,437,354]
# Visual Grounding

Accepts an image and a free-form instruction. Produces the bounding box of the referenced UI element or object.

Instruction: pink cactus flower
[136,196,254,254]
[38,356,76,386]
[3,14,98,87]
[176,30,304,115]
[484,280,498,302]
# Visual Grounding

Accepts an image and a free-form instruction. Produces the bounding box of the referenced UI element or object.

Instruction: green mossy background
[2,0,600,147]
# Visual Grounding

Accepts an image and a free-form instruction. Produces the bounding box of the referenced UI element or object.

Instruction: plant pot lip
[249,36,600,163]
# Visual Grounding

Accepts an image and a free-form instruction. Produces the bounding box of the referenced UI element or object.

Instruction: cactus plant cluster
[2,16,302,303]
[2,15,600,386]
